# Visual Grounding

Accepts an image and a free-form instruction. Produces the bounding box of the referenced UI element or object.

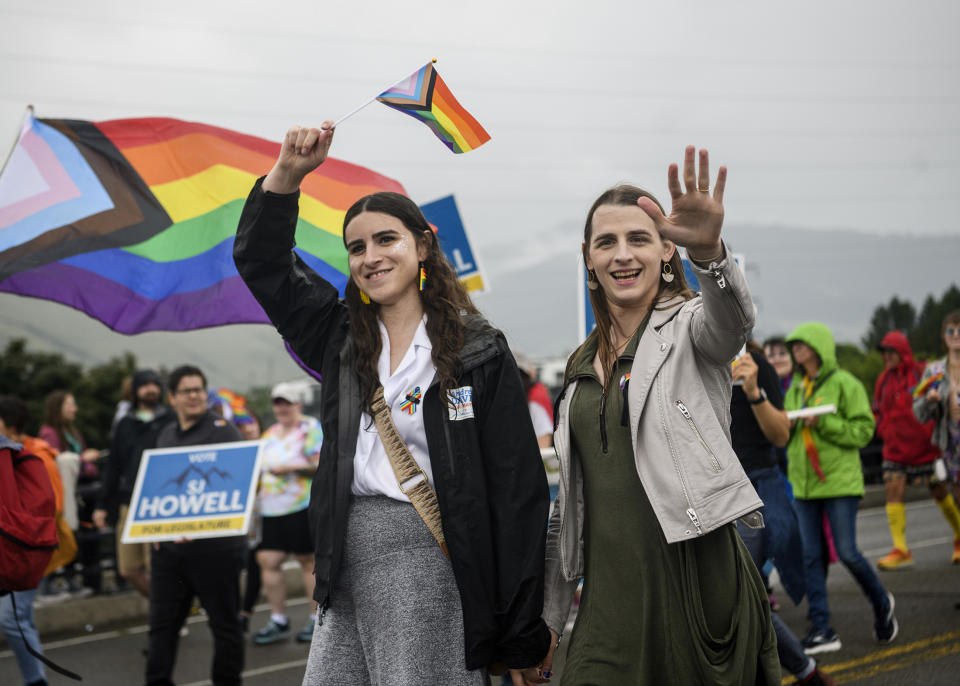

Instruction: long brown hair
[341,192,479,409]
[571,184,694,390]
[43,390,79,451]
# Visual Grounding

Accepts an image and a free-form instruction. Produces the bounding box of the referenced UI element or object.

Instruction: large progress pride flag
[0,113,405,333]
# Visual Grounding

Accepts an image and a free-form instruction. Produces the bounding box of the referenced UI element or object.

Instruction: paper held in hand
[786,405,837,421]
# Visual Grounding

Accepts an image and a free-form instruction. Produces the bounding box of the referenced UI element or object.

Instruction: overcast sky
[1,0,958,387]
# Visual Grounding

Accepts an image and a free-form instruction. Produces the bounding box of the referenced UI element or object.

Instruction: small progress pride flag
[377,62,490,154]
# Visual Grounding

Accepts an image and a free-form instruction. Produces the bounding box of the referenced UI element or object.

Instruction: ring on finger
[698,186,710,193]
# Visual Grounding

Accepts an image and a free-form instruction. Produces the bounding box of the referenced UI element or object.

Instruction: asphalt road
[2,500,958,685]
[771,499,960,685]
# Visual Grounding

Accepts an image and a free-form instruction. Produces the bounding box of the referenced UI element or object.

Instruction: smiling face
[168,374,208,425]
[764,343,793,380]
[585,204,675,312]
[344,211,427,308]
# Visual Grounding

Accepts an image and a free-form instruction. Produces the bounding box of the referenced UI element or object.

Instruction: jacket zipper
[555,381,575,577]
[430,378,457,477]
[686,508,703,534]
[658,379,702,535]
[675,400,722,472]
[709,262,750,327]
[599,387,609,454]
[318,600,329,626]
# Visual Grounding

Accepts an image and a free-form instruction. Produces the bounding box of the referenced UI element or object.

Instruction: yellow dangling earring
[419,263,427,292]
[359,289,371,304]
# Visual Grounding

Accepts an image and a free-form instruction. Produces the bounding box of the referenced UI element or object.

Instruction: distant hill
[2,224,958,390]
[472,222,960,359]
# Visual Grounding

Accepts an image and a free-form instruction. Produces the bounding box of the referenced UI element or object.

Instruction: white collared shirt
[351,316,436,501]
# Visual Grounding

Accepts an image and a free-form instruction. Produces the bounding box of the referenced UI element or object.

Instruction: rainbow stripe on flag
[911,371,944,399]
[377,62,490,154]
[0,113,405,333]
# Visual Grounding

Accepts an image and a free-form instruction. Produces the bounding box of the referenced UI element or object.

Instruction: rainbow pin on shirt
[619,373,631,391]
[400,386,422,415]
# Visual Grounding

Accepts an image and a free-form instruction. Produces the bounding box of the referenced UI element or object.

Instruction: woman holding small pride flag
[914,311,960,563]
[874,330,960,570]
[526,148,779,685]
[234,123,551,685]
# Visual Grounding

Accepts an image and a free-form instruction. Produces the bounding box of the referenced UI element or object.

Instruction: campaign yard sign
[121,440,263,543]
[420,194,488,293]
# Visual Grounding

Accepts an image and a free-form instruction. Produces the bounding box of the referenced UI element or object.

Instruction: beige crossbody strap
[370,386,449,558]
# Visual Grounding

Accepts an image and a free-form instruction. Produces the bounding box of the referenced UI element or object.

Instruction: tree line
[1,283,956,445]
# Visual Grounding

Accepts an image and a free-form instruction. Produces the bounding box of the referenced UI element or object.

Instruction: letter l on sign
[453,249,473,272]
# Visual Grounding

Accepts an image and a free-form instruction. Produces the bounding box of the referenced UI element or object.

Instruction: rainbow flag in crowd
[911,371,944,399]
[0,112,405,333]
[209,388,254,426]
[377,62,490,154]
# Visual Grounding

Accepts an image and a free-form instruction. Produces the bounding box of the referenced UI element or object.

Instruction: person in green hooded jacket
[783,321,898,656]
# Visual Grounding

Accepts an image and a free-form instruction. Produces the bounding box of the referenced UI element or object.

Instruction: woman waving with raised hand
[234,124,552,685]
[523,147,779,685]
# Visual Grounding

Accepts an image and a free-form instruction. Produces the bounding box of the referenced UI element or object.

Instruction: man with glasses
[145,365,247,686]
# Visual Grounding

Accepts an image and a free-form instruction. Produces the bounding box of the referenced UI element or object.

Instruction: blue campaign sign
[420,195,487,293]
[121,440,263,543]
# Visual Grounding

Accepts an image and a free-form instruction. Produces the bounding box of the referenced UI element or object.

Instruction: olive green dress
[561,330,779,686]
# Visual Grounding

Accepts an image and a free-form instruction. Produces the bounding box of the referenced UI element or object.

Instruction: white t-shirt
[351,317,436,502]
[529,401,553,438]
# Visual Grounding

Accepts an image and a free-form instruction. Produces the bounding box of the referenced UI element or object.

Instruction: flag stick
[330,95,379,129]
[0,104,34,181]
[331,59,437,130]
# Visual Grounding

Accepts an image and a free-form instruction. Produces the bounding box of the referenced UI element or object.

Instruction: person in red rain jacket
[873,330,960,569]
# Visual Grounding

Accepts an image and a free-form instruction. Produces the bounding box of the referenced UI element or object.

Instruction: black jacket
[234,179,551,670]
[97,406,174,519]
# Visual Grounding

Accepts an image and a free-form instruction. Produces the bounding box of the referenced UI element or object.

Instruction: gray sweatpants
[302,496,486,686]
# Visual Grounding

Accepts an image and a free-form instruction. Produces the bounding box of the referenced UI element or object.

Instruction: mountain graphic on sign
[163,464,231,490]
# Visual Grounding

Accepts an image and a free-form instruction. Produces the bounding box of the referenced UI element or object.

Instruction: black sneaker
[874,591,898,644]
[801,627,841,655]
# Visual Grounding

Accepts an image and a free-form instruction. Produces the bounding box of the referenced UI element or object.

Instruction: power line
[4,6,959,72]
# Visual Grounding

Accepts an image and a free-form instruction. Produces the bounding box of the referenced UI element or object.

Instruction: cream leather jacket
[543,246,764,634]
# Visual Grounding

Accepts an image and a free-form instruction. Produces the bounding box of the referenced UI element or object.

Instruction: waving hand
[636,146,727,262]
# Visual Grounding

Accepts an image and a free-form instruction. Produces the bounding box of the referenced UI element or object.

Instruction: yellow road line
[837,641,960,683]
[782,630,960,684]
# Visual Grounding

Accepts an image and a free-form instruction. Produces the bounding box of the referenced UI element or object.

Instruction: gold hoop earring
[661,262,675,283]
[586,269,599,291]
